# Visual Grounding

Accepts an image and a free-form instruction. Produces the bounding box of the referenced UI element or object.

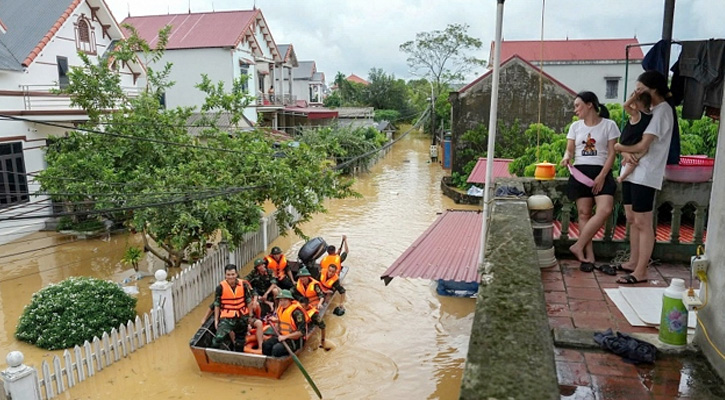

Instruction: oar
[270,323,323,399]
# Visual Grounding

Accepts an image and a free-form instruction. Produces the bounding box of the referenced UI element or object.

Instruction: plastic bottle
[659,278,688,346]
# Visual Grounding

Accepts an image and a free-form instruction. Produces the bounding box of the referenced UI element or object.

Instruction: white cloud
[106,0,723,84]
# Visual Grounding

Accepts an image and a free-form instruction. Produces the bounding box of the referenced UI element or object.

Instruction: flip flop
[594,264,617,276]
[603,264,634,273]
[617,274,648,285]
[579,262,595,272]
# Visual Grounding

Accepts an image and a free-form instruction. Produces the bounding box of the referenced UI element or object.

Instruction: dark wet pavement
[547,259,725,399]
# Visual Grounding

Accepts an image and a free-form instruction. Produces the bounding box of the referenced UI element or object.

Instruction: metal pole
[479,0,505,266]
[662,0,676,69]
[430,81,436,145]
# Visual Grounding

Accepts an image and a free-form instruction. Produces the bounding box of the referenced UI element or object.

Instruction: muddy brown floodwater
[0,129,480,399]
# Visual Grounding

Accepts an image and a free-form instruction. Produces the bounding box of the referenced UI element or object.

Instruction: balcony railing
[494,178,711,263]
[20,84,141,111]
[256,93,297,107]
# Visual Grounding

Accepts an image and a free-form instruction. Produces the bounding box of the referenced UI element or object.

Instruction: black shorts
[566,165,616,201]
[621,181,656,213]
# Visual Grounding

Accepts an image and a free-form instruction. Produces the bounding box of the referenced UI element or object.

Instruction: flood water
[0,129,480,399]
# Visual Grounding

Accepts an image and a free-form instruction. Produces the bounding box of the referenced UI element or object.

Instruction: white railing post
[0,352,42,400]
[150,270,175,333]
[261,215,269,250]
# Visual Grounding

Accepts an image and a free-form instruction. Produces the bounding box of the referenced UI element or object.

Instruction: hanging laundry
[642,39,671,76]
[672,39,725,120]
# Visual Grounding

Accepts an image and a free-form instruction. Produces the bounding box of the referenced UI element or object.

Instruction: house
[273,44,299,105]
[0,0,144,244]
[292,60,327,105]
[122,9,283,125]
[345,73,369,86]
[449,55,576,175]
[492,38,645,104]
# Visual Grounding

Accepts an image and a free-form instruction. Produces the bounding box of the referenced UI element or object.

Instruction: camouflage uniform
[245,267,277,297]
[211,279,254,351]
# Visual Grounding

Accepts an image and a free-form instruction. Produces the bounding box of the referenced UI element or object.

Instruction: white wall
[696,86,725,379]
[293,79,310,104]
[542,62,641,105]
[147,48,233,110]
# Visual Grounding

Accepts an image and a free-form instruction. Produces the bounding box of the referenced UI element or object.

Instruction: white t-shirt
[624,101,674,190]
[566,118,621,166]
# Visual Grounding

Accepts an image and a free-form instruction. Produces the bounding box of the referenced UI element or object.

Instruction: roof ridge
[22,0,82,67]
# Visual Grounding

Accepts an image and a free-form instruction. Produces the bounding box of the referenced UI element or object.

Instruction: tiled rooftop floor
[545,259,725,399]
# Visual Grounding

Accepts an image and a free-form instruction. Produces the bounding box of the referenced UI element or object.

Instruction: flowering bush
[15,277,137,350]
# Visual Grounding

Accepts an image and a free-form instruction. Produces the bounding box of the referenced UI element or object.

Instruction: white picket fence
[34,307,166,399]
[2,209,299,400]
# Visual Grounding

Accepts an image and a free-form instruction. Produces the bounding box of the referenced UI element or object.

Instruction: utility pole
[430,80,436,145]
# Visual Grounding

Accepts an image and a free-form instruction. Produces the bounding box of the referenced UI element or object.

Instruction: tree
[363,68,414,119]
[37,28,356,268]
[400,23,485,106]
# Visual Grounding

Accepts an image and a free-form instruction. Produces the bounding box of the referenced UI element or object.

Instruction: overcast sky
[106,0,724,83]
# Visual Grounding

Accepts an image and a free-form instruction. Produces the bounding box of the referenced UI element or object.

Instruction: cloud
[106,0,723,84]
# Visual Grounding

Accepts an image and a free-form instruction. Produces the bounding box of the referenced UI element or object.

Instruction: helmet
[276,289,294,300]
[271,246,283,255]
[253,258,266,267]
[297,267,311,277]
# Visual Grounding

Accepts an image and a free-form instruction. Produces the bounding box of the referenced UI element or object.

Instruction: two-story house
[123,9,287,126]
[0,0,144,244]
[492,38,645,104]
[292,61,327,106]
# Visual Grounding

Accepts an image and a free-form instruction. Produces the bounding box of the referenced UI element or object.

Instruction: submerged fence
[1,209,295,400]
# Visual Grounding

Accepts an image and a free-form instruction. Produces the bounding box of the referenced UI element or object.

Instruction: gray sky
[106,0,724,83]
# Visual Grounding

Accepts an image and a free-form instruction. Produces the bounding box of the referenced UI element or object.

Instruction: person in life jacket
[212,264,261,351]
[262,289,308,357]
[320,264,346,312]
[292,267,329,349]
[245,258,279,318]
[320,235,348,279]
[265,246,294,290]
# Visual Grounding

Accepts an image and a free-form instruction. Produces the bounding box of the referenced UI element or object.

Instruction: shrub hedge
[16,277,137,350]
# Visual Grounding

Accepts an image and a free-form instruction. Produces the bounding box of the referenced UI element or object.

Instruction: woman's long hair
[576,91,609,118]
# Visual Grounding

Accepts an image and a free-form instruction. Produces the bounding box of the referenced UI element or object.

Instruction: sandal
[579,262,595,272]
[594,264,617,276]
[604,264,634,273]
[617,274,648,285]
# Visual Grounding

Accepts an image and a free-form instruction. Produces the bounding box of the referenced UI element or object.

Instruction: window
[239,64,249,92]
[57,56,69,89]
[258,72,265,93]
[605,78,620,99]
[74,15,96,54]
[0,142,29,209]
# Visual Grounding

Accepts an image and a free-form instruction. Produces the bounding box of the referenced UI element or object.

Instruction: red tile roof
[346,74,369,85]
[467,158,514,184]
[23,0,81,67]
[493,38,644,64]
[458,54,576,95]
[122,10,278,58]
[381,210,481,284]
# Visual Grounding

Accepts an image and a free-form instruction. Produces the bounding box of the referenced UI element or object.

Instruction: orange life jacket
[320,254,341,277]
[296,278,322,308]
[219,279,248,318]
[277,301,309,335]
[265,255,288,281]
[320,271,339,291]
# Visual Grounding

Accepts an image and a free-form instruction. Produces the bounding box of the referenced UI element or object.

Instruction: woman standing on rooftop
[561,91,620,274]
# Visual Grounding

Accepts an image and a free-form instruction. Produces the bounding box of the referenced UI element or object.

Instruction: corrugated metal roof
[495,38,644,63]
[467,158,514,184]
[122,10,258,50]
[0,0,76,70]
[381,210,482,285]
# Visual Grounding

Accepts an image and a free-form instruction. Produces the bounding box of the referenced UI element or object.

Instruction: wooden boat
[189,262,348,378]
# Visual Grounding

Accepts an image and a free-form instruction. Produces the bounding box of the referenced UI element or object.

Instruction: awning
[381,210,482,285]
[467,158,514,184]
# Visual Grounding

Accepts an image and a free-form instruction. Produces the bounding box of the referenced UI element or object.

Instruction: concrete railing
[460,198,559,399]
[493,177,712,263]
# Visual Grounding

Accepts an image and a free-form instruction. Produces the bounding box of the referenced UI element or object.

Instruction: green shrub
[16,277,137,350]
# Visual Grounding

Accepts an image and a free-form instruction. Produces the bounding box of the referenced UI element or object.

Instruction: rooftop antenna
[127,2,130,17]
[253,0,257,10]
[212,2,215,12]
[188,0,191,14]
